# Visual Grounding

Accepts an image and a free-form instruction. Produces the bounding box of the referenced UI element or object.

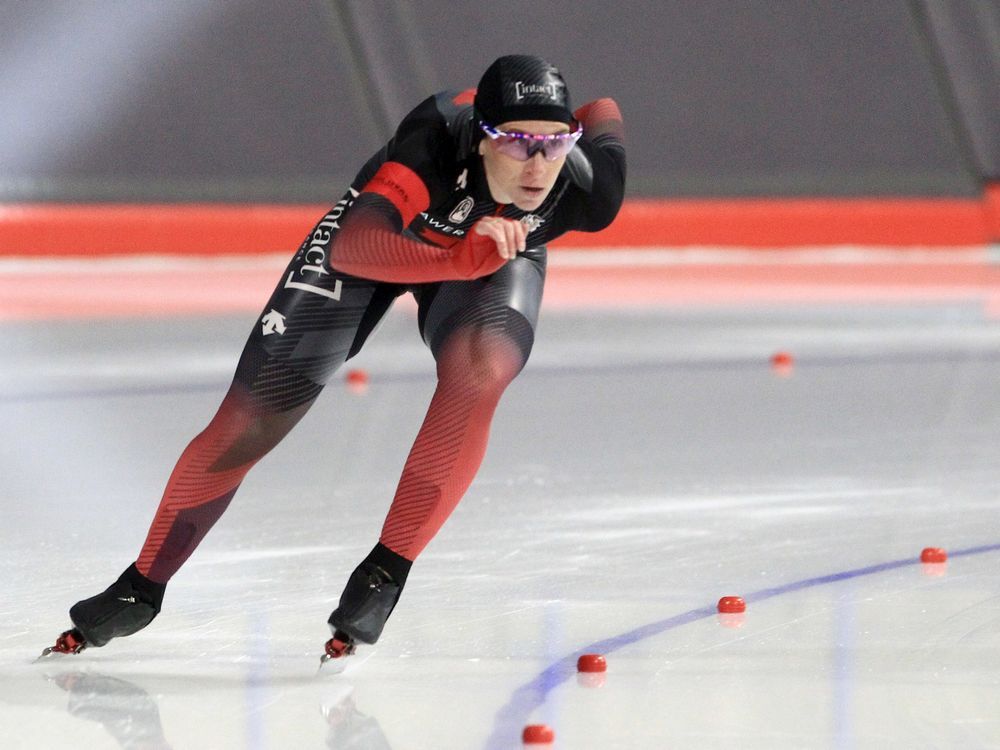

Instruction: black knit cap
[474,54,574,126]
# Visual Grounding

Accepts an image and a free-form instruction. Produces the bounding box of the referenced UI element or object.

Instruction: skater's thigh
[416,247,547,361]
[231,251,403,405]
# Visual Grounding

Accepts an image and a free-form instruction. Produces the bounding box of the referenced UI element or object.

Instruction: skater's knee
[433,311,534,393]
[436,330,528,396]
[192,388,310,471]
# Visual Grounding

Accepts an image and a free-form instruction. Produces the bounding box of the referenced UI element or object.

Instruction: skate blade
[317,651,374,676]
[34,645,78,663]
[318,647,351,674]
[317,654,347,675]
[36,629,87,662]
[34,647,61,663]
[317,643,373,676]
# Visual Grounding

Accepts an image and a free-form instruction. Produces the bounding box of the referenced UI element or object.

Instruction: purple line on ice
[5,350,999,403]
[484,541,1000,750]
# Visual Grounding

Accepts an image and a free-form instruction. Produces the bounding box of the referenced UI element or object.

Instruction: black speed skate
[322,560,404,665]
[41,564,166,658]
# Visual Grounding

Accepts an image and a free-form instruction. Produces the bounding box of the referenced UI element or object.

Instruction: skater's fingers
[473,217,516,259]
[511,219,527,254]
[501,220,526,258]
[500,221,520,260]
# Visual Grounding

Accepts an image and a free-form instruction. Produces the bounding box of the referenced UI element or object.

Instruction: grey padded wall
[916,0,1000,179]
[388,0,979,196]
[0,0,993,202]
[0,0,380,201]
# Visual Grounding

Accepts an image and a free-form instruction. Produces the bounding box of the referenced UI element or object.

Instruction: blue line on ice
[484,541,1000,749]
[5,349,1000,404]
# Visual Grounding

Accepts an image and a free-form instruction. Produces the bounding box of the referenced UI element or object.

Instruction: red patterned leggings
[136,243,544,582]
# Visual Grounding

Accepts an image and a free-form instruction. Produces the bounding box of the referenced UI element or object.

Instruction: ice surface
[2,254,1000,748]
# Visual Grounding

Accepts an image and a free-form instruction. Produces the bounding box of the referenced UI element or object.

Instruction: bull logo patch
[448,196,475,224]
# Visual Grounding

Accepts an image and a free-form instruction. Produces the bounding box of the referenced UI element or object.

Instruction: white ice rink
[2,251,1000,749]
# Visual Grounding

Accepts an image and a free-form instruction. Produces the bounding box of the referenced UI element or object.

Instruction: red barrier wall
[985,183,1000,238]
[1,193,995,258]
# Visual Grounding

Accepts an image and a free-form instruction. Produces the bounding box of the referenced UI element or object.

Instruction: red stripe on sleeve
[574,97,624,141]
[452,88,476,105]
[362,161,431,227]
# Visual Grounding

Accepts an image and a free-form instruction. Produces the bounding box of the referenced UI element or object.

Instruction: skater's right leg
[135,375,316,583]
[324,252,545,659]
[57,218,401,652]
[324,543,412,658]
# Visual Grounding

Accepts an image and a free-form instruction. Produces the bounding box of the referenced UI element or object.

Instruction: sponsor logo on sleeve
[282,188,359,301]
[448,196,475,224]
[419,213,466,236]
[520,214,545,233]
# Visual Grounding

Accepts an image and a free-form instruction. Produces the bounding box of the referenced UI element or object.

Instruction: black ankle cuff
[363,543,412,587]
[123,563,167,611]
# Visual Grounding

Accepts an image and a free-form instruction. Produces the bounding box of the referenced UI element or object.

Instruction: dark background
[0,0,996,202]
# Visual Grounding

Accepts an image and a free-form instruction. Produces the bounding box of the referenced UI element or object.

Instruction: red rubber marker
[345,368,370,394]
[523,724,555,744]
[771,351,793,367]
[920,547,947,563]
[718,596,746,614]
[346,369,369,386]
[577,654,607,673]
[771,351,794,376]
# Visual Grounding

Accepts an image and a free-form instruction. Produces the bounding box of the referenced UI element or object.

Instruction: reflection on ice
[41,668,393,750]
[321,683,392,749]
[48,671,172,750]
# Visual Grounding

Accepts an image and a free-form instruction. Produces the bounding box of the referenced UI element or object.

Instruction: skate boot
[322,545,411,663]
[41,564,166,657]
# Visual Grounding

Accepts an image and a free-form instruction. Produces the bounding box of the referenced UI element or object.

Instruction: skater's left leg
[327,250,545,649]
[385,249,545,558]
[50,220,402,655]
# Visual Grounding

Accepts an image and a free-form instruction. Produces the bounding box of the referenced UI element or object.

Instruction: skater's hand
[449,216,524,279]
[471,216,526,260]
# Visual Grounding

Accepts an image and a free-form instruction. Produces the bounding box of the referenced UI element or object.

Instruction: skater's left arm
[328,103,513,283]
[328,187,514,282]
[550,97,627,235]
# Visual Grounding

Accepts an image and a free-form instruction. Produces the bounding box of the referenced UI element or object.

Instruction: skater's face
[478,120,575,211]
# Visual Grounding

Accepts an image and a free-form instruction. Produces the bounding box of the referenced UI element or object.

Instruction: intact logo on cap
[514,80,564,102]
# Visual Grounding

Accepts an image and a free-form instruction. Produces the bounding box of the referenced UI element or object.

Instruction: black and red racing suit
[135,89,626,584]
